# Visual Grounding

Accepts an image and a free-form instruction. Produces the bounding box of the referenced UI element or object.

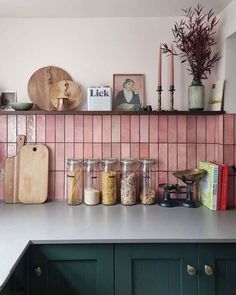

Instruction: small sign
[87,87,112,111]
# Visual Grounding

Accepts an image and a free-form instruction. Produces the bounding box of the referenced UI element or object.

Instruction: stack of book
[198,161,229,211]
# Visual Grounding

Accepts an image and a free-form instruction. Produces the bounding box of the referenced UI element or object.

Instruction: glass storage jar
[101,159,117,205]
[120,158,136,205]
[139,158,156,205]
[84,159,100,205]
[66,158,83,205]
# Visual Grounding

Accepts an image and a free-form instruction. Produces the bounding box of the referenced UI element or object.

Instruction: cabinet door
[30,244,113,295]
[199,244,236,295]
[115,244,198,295]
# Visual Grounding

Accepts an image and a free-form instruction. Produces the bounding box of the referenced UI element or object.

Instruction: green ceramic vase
[188,80,205,111]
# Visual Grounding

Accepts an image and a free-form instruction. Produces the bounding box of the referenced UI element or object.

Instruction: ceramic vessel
[188,80,205,111]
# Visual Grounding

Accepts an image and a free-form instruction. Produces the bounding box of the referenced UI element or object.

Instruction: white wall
[0,17,214,111]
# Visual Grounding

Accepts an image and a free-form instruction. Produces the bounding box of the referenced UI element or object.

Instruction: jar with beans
[120,159,136,205]
[139,158,156,205]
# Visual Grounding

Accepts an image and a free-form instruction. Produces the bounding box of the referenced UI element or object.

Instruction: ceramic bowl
[10,102,33,111]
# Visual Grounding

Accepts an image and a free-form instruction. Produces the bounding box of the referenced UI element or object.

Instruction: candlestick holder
[169,85,175,111]
[157,86,163,111]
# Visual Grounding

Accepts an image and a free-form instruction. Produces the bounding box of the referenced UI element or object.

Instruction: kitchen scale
[159,168,207,208]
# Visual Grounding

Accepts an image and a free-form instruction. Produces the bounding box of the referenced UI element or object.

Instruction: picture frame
[208,80,225,111]
[1,91,17,109]
[113,74,144,111]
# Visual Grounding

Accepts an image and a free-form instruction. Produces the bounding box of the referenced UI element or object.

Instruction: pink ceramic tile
[214,116,219,144]
[0,143,6,168]
[177,144,187,170]
[17,115,26,137]
[130,115,139,142]
[46,143,55,171]
[8,115,16,143]
[224,114,234,144]
[0,115,6,143]
[206,116,215,144]
[65,115,74,143]
[219,115,224,144]
[93,143,102,159]
[65,143,74,161]
[27,115,36,143]
[55,115,65,142]
[102,143,111,158]
[83,143,93,159]
[224,145,234,172]
[74,115,83,142]
[206,144,215,162]
[0,178,3,200]
[159,115,168,142]
[168,116,177,143]
[228,176,234,207]
[197,144,206,164]
[121,115,130,142]
[102,115,112,143]
[84,115,93,142]
[55,171,65,200]
[93,115,102,142]
[36,115,45,143]
[218,144,224,162]
[140,115,149,143]
[74,143,83,159]
[159,143,168,171]
[140,143,149,158]
[177,116,187,143]
[187,144,196,169]
[214,144,219,162]
[187,116,196,143]
[112,143,121,160]
[196,116,206,143]
[48,171,55,200]
[168,143,177,171]
[168,172,176,185]
[55,143,65,171]
[158,172,168,196]
[46,115,55,142]
[130,143,139,159]
[149,116,158,142]
[121,143,130,158]
[7,143,16,157]
[149,143,158,160]
[112,115,121,143]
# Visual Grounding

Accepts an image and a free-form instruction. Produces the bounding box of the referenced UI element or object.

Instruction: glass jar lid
[139,158,156,165]
[84,159,100,165]
[67,158,83,165]
[121,158,136,165]
[102,158,117,165]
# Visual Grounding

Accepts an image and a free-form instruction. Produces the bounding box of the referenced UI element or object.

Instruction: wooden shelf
[0,110,226,115]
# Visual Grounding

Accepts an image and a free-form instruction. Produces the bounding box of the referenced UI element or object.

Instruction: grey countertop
[1,201,236,289]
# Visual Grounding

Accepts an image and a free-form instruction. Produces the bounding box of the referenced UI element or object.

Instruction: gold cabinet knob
[33,266,42,277]
[187,265,196,276]
[204,265,214,276]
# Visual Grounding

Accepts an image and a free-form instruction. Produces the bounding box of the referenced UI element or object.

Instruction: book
[210,161,223,210]
[199,161,219,210]
[220,164,229,211]
[208,80,225,111]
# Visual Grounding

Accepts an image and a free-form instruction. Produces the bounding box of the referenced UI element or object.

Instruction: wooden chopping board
[18,145,49,204]
[50,80,82,110]
[27,66,72,111]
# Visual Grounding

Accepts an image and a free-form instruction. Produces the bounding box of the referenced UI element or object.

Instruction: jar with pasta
[84,159,100,205]
[120,159,136,205]
[101,159,117,205]
[66,158,83,205]
[139,158,156,205]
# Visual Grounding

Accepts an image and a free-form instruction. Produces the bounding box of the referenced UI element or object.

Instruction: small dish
[10,102,33,111]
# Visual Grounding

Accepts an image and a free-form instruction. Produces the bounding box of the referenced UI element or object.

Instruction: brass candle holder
[169,85,175,111]
[157,86,163,111]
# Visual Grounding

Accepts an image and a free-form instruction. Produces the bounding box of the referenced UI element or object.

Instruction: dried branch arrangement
[162,4,221,81]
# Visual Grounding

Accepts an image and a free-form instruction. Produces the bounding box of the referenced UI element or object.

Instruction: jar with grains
[139,158,156,205]
[66,158,83,205]
[84,159,100,205]
[120,159,136,205]
[101,159,117,205]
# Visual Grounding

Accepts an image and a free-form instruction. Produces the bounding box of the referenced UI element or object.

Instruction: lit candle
[158,44,162,87]
[170,43,174,87]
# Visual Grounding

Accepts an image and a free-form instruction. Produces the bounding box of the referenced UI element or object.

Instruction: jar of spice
[84,159,100,205]
[139,158,156,205]
[66,158,83,205]
[120,158,136,205]
[101,159,117,205]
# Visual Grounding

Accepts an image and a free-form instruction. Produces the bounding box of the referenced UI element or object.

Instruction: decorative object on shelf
[87,86,112,111]
[50,80,82,111]
[162,4,220,111]
[1,91,17,110]
[66,159,83,205]
[143,105,152,111]
[157,86,162,111]
[169,85,175,111]
[113,74,144,111]
[9,102,33,111]
[139,158,156,205]
[208,80,225,111]
[28,66,72,111]
[157,45,163,111]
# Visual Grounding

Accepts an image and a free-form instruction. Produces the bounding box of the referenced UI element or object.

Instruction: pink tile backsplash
[1,113,236,204]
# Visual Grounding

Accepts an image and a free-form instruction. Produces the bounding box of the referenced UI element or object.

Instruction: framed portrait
[113,74,144,111]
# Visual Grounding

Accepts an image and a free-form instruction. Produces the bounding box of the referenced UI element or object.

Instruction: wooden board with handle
[18,145,49,204]
[27,66,72,111]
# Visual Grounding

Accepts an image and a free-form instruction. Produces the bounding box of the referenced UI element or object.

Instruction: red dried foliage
[162,4,221,81]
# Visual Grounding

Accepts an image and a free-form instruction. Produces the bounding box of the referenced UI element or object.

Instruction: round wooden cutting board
[49,80,82,110]
[27,66,73,111]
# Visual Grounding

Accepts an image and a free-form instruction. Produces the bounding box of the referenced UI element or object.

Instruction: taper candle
[158,44,162,87]
[170,43,174,86]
